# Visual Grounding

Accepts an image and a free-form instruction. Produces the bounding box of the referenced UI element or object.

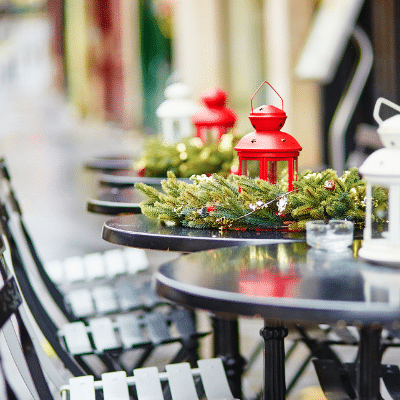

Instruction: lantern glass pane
[203,128,220,144]
[173,120,180,135]
[268,161,288,184]
[242,159,260,178]
[370,184,389,238]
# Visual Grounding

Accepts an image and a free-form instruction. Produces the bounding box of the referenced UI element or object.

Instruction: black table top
[87,188,142,215]
[84,155,136,172]
[89,177,194,214]
[99,175,192,188]
[102,214,305,252]
[88,199,142,215]
[155,241,400,327]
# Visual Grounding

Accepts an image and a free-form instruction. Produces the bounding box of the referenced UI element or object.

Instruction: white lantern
[156,83,199,144]
[358,98,400,264]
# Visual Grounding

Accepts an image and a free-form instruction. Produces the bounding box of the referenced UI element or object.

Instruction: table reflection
[156,241,400,400]
[168,241,400,312]
[239,267,300,298]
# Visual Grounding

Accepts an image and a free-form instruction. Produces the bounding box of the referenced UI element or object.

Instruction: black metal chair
[0,158,170,321]
[61,357,237,400]
[0,233,60,399]
[0,233,234,400]
[0,159,208,378]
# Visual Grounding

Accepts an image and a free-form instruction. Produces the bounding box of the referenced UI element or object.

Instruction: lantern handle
[251,81,284,112]
[373,97,400,125]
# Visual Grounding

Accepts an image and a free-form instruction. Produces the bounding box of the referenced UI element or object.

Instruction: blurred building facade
[47,0,400,171]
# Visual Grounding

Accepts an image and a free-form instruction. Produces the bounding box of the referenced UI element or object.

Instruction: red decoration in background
[324,180,335,190]
[87,0,124,123]
[96,0,113,33]
[191,88,237,143]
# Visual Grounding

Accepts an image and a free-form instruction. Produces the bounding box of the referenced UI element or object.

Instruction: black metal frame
[0,236,55,399]
[0,159,206,378]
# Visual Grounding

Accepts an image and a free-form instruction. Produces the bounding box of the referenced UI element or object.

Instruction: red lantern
[191,88,237,143]
[234,82,302,191]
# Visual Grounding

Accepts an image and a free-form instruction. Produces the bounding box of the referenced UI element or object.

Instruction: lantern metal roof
[234,131,302,154]
[191,88,237,128]
[156,83,199,118]
[235,82,301,155]
[359,148,400,182]
[235,103,301,154]
[359,98,400,183]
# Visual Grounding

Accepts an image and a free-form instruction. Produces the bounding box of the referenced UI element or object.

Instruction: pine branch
[136,168,387,231]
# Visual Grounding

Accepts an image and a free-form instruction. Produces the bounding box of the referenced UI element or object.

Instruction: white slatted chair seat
[91,286,120,314]
[45,247,149,285]
[64,281,169,319]
[103,249,130,278]
[113,283,143,312]
[63,256,87,284]
[44,258,64,284]
[83,252,106,280]
[59,309,207,356]
[43,247,166,319]
[61,358,237,400]
[115,314,149,348]
[0,161,171,323]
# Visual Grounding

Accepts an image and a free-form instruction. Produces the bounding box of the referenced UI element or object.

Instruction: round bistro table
[155,241,400,400]
[87,187,142,215]
[87,177,187,215]
[83,155,136,172]
[102,214,305,253]
[98,175,191,188]
[88,177,191,214]
[102,214,306,398]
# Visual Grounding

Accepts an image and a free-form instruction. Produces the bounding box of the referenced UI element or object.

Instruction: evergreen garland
[135,168,388,232]
[134,133,240,178]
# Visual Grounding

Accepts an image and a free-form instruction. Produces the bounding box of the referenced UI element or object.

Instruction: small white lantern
[359,98,400,264]
[156,82,199,144]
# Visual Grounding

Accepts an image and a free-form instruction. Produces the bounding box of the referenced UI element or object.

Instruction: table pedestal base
[260,324,288,400]
[212,317,246,399]
[357,325,382,400]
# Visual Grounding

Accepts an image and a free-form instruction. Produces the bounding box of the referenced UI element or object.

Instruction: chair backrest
[0,211,234,400]
[0,159,152,321]
[60,357,236,400]
[0,233,56,399]
[0,158,73,321]
[0,160,96,377]
[0,159,206,377]
[0,210,90,370]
